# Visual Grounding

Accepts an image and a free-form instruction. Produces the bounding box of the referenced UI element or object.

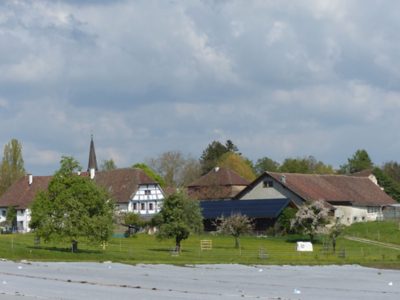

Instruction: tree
[155,192,203,252]
[147,152,201,187]
[254,156,280,175]
[290,200,330,243]
[328,219,345,253]
[372,167,400,202]
[280,156,334,174]
[179,158,202,187]
[122,212,146,236]
[133,163,166,187]
[340,149,373,174]
[276,207,297,235]
[148,151,184,187]
[382,161,400,183]
[5,206,17,232]
[100,159,117,171]
[217,152,256,181]
[216,213,253,248]
[280,157,309,173]
[0,139,25,195]
[200,140,239,174]
[30,156,115,252]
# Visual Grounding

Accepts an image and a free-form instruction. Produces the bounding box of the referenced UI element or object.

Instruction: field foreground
[0,261,400,299]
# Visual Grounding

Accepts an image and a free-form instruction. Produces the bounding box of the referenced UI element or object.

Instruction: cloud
[0,0,400,174]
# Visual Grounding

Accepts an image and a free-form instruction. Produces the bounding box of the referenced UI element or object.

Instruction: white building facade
[128,184,164,215]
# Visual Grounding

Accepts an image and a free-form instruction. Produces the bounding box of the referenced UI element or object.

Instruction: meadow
[1,221,400,268]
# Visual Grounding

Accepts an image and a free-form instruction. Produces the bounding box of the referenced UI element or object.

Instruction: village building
[0,137,165,232]
[187,167,293,231]
[236,171,397,225]
[187,167,250,200]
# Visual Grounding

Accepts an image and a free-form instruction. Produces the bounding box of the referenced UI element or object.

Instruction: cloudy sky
[1,0,400,175]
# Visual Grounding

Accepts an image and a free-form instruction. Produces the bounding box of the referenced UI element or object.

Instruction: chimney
[28,174,33,185]
[280,175,286,184]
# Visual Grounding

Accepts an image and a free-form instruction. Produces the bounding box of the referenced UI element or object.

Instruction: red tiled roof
[187,167,249,200]
[0,168,158,209]
[268,172,396,206]
[94,168,157,203]
[0,175,52,209]
[188,167,249,187]
[351,169,373,177]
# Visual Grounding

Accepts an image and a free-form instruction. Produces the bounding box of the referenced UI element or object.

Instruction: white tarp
[296,241,313,252]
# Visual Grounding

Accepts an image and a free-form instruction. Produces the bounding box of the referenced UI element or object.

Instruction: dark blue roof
[200,198,290,219]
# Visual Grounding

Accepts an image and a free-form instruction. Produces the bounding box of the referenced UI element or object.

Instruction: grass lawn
[343,220,400,244]
[1,225,400,268]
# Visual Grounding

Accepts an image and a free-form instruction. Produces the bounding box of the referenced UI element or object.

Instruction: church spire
[88,135,98,178]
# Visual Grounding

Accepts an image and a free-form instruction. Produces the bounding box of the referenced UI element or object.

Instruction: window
[367,207,379,213]
[140,203,145,210]
[144,190,151,195]
[263,180,273,188]
[133,203,137,210]
[1,210,5,217]
[353,216,357,222]
[149,203,154,210]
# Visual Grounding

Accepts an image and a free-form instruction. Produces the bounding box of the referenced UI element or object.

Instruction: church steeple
[88,135,98,178]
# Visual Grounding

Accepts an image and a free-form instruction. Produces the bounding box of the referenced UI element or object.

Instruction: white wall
[16,209,31,233]
[129,184,164,215]
[0,208,6,223]
[334,205,383,225]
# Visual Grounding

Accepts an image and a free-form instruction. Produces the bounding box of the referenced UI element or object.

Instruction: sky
[1,0,400,175]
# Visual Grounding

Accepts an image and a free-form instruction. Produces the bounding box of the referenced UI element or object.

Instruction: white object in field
[296,241,313,252]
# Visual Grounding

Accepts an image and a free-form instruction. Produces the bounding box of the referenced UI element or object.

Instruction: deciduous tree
[280,156,334,174]
[30,156,115,252]
[0,139,25,195]
[155,192,203,252]
[100,159,117,171]
[290,200,330,243]
[254,156,280,175]
[276,207,297,235]
[329,219,345,253]
[5,206,17,232]
[133,163,166,187]
[147,152,201,187]
[217,152,256,181]
[148,151,184,187]
[216,213,253,248]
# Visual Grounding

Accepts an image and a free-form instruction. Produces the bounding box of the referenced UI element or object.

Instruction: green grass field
[1,221,400,267]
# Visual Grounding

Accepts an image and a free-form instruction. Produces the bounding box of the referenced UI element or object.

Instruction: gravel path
[0,261,400,299]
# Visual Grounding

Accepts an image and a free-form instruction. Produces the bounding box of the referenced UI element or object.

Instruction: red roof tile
[0,175,51,209]
[94,168,157,203]
[187,167,249,200]
[268,172,396,206]
[0,168,158,209]
[188,167,249,187]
